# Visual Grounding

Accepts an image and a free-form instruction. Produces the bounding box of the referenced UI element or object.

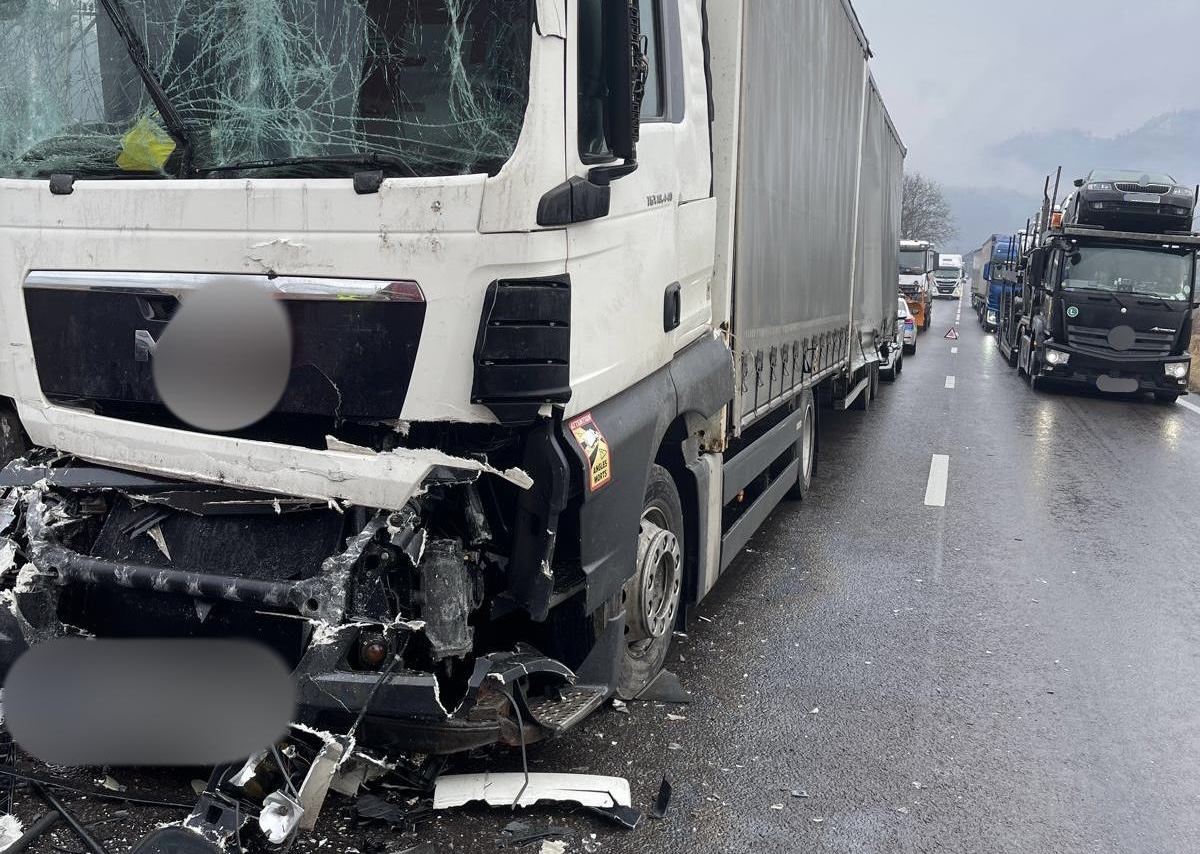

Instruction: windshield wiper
[197,153,424,178]
[97,0,192,176]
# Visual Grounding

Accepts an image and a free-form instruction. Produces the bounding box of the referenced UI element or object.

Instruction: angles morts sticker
[569,413,612,492]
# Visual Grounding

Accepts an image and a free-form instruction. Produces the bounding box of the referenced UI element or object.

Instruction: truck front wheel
[615,464,685,699]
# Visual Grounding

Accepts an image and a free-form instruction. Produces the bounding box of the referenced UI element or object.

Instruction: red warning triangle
[944,327,959,340]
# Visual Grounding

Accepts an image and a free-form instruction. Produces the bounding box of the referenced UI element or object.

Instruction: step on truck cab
[899,239,936,329]
[0,1,903,847]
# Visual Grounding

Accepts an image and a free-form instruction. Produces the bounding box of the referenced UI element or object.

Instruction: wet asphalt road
[13,295,1200,853]
[401,295,1200,854]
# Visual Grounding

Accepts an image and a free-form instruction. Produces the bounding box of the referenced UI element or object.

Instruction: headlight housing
[1170,187,1194,197]
[986,310,997,324]
[1043,349,1069,366]
[1086,182,1114,191]
[1165,362,1189,379]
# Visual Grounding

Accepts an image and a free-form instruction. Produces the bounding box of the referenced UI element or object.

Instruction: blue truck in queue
[970,233,1019,331]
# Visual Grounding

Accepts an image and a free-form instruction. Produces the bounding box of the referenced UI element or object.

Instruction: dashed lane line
[1178,398,1200,417]
[945,376,956,389]
[924,455,950,507]
[951,347,958,354]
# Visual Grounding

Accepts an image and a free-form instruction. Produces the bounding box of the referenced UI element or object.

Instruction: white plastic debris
[258,792,305,845]
[0,814,23,849]
[539,842,567,854]
[433,773,631,810]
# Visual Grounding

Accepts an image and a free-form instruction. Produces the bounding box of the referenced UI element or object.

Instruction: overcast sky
[851,0,1200,189]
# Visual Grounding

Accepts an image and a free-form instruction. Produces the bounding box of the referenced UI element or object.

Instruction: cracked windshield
[0,0,531,178]
[0,1,1198,853]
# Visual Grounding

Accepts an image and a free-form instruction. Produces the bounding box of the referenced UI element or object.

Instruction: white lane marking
[945,376,956,389]
[951,347,958,354]
[1178,398,1200,417]
[924,455,950,507]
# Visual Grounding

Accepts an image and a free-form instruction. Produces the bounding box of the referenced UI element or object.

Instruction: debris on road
[790,789,810,799]
[432,772,632,811]
[538,841,567,854]
[498,820,572,848]
[648,778,672,820]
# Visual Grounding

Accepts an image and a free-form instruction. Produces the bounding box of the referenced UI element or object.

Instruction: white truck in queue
[0,1,906,843]
[934,253,965,299]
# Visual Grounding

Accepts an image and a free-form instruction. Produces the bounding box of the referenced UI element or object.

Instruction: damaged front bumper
[0,456,611,758]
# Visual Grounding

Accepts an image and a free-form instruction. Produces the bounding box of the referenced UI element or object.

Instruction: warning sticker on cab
[569,413,612,492]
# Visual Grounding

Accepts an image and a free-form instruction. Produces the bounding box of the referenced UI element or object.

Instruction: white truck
[934,253,965,299]
[0,0,903,844]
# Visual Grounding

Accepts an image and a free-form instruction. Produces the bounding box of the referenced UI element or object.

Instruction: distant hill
[942,109,1200,253]
[990,109,1200,190]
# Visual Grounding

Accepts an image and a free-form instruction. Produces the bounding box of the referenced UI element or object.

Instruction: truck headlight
[986,310,997,324]
[1043,349,1069,366]
[1164,362,1189,379]
[1086,182,1114,191]
[1170,187,1193,197]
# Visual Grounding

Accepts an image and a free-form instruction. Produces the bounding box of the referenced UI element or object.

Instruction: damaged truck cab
[0,0,726,758]
[0,1,905,830]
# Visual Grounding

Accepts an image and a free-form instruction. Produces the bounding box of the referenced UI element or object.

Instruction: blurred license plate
[1124,192,1159,203]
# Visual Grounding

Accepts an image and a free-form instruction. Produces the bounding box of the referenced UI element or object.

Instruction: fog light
[356,633,390,669]
[1164,362,1189,379]
[986,310,997,325]
[1091,202,1105,210]
[1044,349,1069,366]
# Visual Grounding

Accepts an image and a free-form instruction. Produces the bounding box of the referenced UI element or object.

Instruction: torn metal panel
[432,772,632,810]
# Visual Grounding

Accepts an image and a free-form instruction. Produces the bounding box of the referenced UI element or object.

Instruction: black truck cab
[1012,226,1199,401]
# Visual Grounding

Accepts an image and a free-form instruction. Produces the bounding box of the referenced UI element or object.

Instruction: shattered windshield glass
[0,0,532,179]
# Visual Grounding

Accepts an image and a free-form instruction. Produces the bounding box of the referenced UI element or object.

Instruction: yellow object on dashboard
[116,116,177,172]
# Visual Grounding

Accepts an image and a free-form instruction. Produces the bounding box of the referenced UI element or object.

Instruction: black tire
[881,355,897,382]
[786,390,817,500]
[614,464,685,700]
[1155,392,1179,404]
[903,341,916,356]
[0,402,28,466]
[896,352,904,375]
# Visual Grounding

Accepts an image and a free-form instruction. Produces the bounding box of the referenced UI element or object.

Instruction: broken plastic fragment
[0,813,23,849]
[258,791,304,845]
[433,773,631,811]
[116,116,177,172]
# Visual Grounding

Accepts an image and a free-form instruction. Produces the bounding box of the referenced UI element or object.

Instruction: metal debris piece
[634,669,689,704]
[498,820,572,848]
[433,773,631,811]
[33,784,111,854]
[648,778,671,820]
[296,736,347,831]
[355,793,433,828]
[790,789,810,799]
[588,805,641,829]
[0,813,24,848]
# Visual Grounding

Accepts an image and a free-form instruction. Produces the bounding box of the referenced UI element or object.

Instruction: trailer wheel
[614,464,684,699]
[786,390,817,500]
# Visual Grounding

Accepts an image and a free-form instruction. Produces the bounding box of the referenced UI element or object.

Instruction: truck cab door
[564,0,708,411]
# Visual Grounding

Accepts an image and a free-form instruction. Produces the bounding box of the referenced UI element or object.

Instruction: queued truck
[995,169,1198,402]
[0,0,905,847]
[970,232,1019,330]
[933,253,964,299]
[899,238,936,329]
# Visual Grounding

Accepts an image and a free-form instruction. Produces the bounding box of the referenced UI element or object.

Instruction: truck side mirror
[1027,248,1046,288]
[1073,178,1085,188]
[588,0,648,185]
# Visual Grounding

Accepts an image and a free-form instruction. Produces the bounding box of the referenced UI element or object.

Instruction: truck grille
[1113,182,1170,195]
[1066,324,1174,357]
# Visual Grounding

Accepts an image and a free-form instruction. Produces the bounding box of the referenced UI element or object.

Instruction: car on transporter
[1065,169,1196,232]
